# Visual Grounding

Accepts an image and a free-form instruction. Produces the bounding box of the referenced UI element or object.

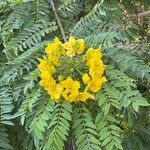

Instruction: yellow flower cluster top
[38,36,106,102]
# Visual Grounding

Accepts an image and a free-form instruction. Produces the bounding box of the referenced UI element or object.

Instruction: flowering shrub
[38,36,106,102]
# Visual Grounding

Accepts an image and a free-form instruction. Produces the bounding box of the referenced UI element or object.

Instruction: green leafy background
[0,0,150,150]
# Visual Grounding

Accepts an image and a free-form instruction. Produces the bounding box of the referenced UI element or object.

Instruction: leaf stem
[73,66,84,75]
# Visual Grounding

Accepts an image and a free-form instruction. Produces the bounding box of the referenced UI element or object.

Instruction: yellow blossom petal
[89,76,107,92]
[82,73,91,84]
[66,48,75,57]
[68,93,78,102]
[58,75,64,81]
[63,36,84,57]
[77,92,94,102]
[61,77,74,88]
[69,36,76,44]
[61,89,70,101]
[61,77,80,101]
[75,39,84,54]
[48,84,63,101]
[51,84,63,100]
[38,58,56,74]
[45,37,64,65]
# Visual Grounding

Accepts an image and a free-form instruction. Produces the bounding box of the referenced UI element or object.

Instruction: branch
[127,11,150,21]
[49,0,67,42]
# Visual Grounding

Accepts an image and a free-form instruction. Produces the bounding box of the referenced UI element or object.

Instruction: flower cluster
[83,48,106,93]
[38,36,106,102]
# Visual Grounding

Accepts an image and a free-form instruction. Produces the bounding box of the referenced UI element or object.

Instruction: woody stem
[49,0,67,42]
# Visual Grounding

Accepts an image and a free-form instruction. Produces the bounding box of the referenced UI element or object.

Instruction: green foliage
[0,0,150,149]
[95,84,123,150]
[29,99,55,148]
[58,0,85,18]
[43,101,72,150]
[17,126,35,150]
[0,85,14,125]
[85,31,118,48]
[3,21,57,59]
[0,126,13,150]
[105,48,150,81]
[96,114,123,150]
[73,103,101,150]
[122,134,143,150]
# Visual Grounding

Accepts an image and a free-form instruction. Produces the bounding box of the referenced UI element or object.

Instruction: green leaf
[54,135,64,150]
[87,128,98,136]
[61,112,72,121]
[59,126,68,136]
[106,142,114,150]
[132,103,139,112]
[103,103,111,116]
[33,127,43,139]
[90,136,101,145]
[134,98,150,106]
[76,134,86,145]
[101,136,112,146]
[99,132,110,141]
[99,127,108,135]
[98,94,107,106]
[114,141,123,149]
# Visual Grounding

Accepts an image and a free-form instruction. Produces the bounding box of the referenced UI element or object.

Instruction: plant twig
[127,11,150,21]
[49,0,67,42]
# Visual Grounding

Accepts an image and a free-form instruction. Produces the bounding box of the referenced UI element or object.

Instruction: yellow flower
[75,38,84,54]
[45,37,64,65]
[61,77,80,89]
[58,75,64,81]
[65,48,75,58]
[61,77,80,101]
[63,36,84,57]
[38,36,106,103]
[82,47,105,80]
[76,92,94,102]
[68,93,79,102]
[88,76,107,92]
[87,48,102,58]
[38,58,55,74]
[61,89,79,102]
[45,37,63,54]
[85,48,103,67]
[40,71,53,81]
[89,63,105,79]
[39,71,56,89]
[61,88,70,101]
[88,59,103,69]
[82,73,91,84]
[47,84,63,101]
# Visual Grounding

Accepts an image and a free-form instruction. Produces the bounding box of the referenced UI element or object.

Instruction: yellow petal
[40,71,51,80]
[77,92,94,102]
[73,81,80,89]
[61,77,73,88]
[58,75,64,81]
[94,49,102,59]
[82,73,91,84]
[69,36,76,44]
[66,49,75,57]
[61,89,69,100]
[68,93,78,102]
[50,84,63,100]
[63,42,72,50]
[90,76,107,92]
[54,37,61,44]
[76,39,84,54]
